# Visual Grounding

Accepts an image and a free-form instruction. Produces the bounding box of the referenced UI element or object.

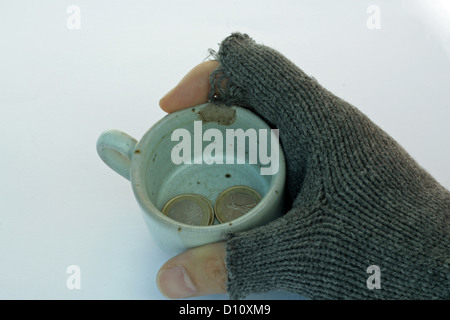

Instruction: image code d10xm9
[223,304,271,315]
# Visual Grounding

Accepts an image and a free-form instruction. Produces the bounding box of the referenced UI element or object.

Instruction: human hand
[156,33,449,300]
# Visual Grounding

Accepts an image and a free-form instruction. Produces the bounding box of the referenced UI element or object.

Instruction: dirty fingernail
[157,265,197,299]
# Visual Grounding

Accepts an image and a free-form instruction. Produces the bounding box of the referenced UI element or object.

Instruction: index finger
[159,60,219,113]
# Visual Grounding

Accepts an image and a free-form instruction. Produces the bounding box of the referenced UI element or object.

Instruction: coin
[214,186,262,223]
[162,194,214,226]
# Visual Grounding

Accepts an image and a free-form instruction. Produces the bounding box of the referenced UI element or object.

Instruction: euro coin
[162,194,214,226]
[215,186,262,223]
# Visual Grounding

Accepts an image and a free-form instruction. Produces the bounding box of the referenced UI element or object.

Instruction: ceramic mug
[96,103,286,254]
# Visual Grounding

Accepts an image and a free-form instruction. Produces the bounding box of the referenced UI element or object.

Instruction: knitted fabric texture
[208,33,450,300]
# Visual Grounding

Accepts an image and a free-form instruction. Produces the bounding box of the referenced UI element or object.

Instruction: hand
[157,61,229,299]
[156,33,450,299]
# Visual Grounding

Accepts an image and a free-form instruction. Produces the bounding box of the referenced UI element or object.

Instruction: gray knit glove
[209,33,450,299]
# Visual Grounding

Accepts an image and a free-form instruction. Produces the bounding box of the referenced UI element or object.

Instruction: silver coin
[215,186,262,223]
[162,194,214,226]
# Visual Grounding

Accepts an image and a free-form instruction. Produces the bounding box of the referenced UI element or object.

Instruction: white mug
[96,103,286,254]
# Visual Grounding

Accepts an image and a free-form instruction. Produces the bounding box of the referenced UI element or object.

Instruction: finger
[159,60,219,113]
[156,241,227,299]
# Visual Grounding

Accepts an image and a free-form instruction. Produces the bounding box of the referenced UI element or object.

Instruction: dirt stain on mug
[197,103,236,126]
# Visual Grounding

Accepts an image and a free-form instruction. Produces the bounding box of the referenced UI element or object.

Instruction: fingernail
[159,87,175,108]
[157,265,197,299]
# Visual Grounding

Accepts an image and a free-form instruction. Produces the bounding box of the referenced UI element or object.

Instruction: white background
[0,0,449,300]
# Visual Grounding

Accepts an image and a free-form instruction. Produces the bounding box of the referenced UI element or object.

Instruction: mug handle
[96,129,138,181]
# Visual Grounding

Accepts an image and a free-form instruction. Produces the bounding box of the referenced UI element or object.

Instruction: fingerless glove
[209,33,450,299]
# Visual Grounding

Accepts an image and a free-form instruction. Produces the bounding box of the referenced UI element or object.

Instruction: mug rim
[130,103,286,233]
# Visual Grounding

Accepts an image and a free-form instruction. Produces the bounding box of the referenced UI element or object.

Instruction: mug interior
[132,104,280,226]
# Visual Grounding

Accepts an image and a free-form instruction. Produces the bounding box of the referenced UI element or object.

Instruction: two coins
[161,186,262,226]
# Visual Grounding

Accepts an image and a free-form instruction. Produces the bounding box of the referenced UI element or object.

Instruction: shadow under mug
[96,103,286,254]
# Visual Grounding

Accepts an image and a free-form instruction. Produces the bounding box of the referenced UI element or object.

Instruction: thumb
[159,60,219,113]
[156,241,228,299]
